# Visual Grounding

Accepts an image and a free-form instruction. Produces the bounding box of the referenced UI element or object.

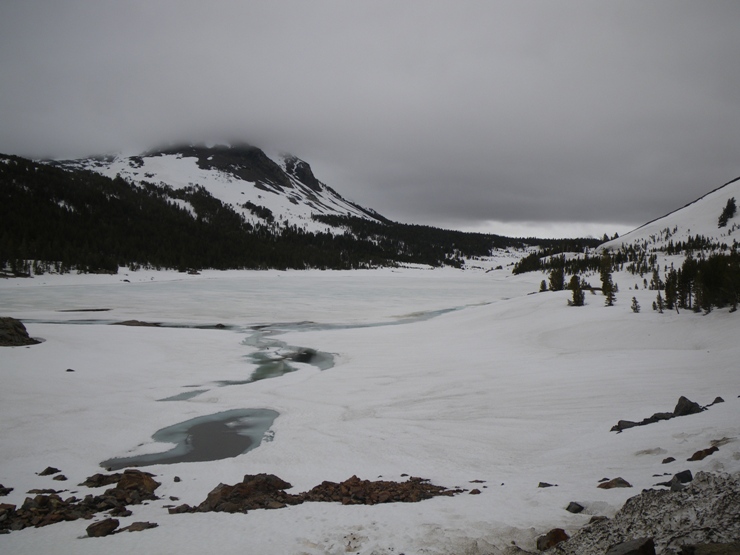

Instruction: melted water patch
[100,408,278,470]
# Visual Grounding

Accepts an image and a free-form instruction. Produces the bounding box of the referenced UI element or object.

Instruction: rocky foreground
[540,471,740,555]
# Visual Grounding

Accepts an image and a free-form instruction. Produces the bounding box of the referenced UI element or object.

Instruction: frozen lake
[1,265,738,554]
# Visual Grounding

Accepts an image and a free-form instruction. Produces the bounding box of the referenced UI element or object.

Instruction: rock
[679,542,740,554]
[469,489,481,495]
[598,477,632,489]
[688,446,719,461]
[538,482,556,488]
[174,476,181,483]
[662,457,676,464]
[656,470,693,489]
[52,475,67,481]
[86,518,119,537]
[706,397,725,407]
[605,537,655,555]
[0,485,13,496]
[79,473,123,488]
[536,528,569,551]
[0,317,40,346]
[611,420,638,432]
[114,469,161,496]
[566,502,584,514]
[674,396,704,417]
[38,467,61,476]
[549,472,740,554]
[120,521,158,533]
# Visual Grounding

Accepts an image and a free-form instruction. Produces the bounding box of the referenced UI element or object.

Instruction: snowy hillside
[602,175,740,252]
[49,144,385,234]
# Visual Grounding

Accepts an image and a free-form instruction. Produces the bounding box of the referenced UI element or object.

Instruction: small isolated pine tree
[540,279,547,292]
[603,274,616,306]
[631,296,641,313]
[568,275,585,307]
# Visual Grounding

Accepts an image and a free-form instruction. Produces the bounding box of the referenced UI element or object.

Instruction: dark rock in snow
[79,472,123,488]
[536,528,569,551]
[0,317,40,346]
[538,482,556,488]
[674,396,704,417]
[0,485,13,496]
[566,502,585,514]
[468,488,481,495]
[598,477,632,489]
[86,518,119,537]
[611,396,709,432]
[119,521,158,533]
[38,467,61,476]
[706,396,725,407]
[605,537,655,555]
[662,457,676,464]
[688,446,719,461]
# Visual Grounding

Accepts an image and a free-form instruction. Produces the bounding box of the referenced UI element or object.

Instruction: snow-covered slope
[48,144,385,233]
[603,176,740,252]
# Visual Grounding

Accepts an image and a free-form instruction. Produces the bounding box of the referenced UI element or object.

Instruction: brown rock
[120,521,158,532]
[115,469,161,496]
[536,528,569,551]
[688,446,719,461]
[598,477,632,489]
[469,489,481,495]
[86,518,119,537]
[662,457,676,464]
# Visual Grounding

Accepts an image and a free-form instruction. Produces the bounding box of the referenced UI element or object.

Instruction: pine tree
[568,275,585,306]
[548,267,565,291]
[631,296,641,313]
[718,197,737,228]
[655,291,665,313]
[603,274,616,306]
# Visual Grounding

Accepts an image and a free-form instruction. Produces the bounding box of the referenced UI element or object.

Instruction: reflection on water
[100,409,278,470]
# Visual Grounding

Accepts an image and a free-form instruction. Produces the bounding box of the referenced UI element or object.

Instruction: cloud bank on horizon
[1,1,740,237]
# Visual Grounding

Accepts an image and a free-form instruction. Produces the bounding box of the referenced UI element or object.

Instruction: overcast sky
[2,1,740,238]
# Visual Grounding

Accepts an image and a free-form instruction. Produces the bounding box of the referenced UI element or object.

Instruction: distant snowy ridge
[48,143,386,234]
[603,175,740,252]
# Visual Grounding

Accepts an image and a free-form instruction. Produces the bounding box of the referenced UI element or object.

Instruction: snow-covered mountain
[49,143,386,233]
[602,175,740,252]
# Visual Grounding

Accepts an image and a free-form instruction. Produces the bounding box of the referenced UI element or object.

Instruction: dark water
[100,408,278,470]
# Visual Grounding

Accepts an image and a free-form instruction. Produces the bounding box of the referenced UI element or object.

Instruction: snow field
[0,266,738,554]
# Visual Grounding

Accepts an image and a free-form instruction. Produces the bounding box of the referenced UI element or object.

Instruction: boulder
[688,447,719,461]
[598,477,632,489]
[38,467,61,476]
[86,518,119,537]
[0,317,40,347]
[536,528,569,551]
[674,396,704,417]
[114,469,160,496]
[566,502,584,514]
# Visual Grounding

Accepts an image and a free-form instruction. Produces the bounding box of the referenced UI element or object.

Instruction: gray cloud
[2,1,740,237]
